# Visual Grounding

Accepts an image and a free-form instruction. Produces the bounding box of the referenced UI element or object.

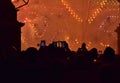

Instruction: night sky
[12,0,120,53]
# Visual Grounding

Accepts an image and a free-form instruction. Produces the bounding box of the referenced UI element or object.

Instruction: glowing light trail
[88,0,108,24]
[61,0,83,22]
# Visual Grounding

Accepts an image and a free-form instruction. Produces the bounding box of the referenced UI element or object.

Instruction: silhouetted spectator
[24,47,38,63]
[103,47,115,63]
[77,42,88,57]
[81,43,88,54]
[100,47,116,83]
[88,48,98,63]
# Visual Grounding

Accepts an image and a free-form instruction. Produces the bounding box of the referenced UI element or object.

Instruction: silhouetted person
[21,47,38,64]
[100,47,115,83]
[103,47,115,63]
[88,48,98,63]
[77,43,88,56]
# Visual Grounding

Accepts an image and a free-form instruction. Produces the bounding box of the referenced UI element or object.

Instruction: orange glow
[12,0,119,53]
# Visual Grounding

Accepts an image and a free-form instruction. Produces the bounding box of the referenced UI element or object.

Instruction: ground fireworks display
[12,0,120,53]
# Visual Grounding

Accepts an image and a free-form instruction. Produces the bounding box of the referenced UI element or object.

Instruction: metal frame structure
[16,0,29,9]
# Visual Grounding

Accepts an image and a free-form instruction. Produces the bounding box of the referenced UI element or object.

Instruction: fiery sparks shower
[12,0,120,53]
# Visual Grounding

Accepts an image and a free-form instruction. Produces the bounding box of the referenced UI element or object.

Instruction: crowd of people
[0,0,120,82]
[0,42,120,83]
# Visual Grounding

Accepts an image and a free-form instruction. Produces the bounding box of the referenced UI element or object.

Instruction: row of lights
[61,0,83,22]
[88,0,108,24]
[106,0,119,5]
